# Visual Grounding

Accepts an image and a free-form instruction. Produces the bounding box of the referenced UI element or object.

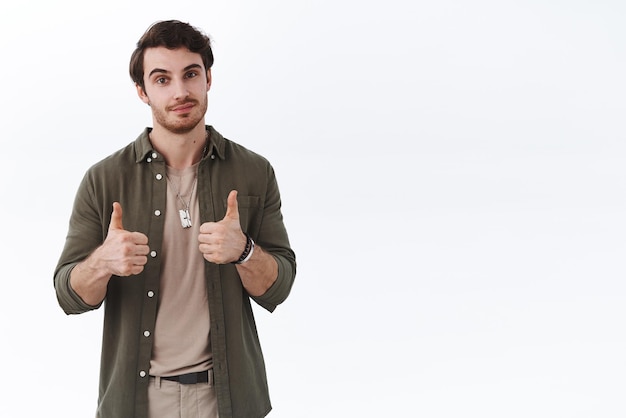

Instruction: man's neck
[149,124,207,169]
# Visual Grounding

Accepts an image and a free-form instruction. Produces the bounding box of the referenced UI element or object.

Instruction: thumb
[109,202,124,231]
[224,190,240,221]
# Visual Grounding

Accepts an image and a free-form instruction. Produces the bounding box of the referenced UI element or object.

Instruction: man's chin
[164,118,204,135]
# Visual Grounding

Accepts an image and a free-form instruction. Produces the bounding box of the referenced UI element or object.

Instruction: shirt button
[147,157,152,163]
[152,152,158,159]
[150,251,157,258]
[139,371,147,378]
[147,290,154,298]
[144,331,151,337]
[156,173,163,180]
[211,154,215,160]
[154,210,161,216]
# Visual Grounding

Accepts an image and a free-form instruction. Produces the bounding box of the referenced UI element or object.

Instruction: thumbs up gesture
[100,202,150,276]
[198,190,247,264]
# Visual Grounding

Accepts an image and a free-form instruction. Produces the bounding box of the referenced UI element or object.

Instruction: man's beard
[151,95,208,134]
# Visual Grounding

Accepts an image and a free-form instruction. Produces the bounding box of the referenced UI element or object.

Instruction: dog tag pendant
[179,209,192,228]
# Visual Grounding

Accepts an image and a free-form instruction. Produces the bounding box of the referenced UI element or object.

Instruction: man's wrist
[234,234,255,265]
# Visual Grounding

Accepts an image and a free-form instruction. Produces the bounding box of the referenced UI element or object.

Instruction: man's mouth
[171,102,195,113]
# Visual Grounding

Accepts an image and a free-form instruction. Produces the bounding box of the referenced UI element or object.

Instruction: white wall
[1,0,625,416]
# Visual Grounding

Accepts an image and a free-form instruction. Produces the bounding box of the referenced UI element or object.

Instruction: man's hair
[129,20,214,90]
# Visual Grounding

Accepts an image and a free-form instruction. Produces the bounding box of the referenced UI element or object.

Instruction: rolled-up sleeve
[53,169,107,315]
[252,253,296,312]
[250,163,296,312]
[54,263,102,314]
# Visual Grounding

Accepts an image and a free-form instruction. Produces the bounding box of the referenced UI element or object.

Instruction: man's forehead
[143,46,204,72]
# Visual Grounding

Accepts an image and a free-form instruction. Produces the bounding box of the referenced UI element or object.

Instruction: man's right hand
[70,202,149,306]
[100,202,150,276]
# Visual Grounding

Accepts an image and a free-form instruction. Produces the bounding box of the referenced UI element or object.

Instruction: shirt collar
[133,125,226,164]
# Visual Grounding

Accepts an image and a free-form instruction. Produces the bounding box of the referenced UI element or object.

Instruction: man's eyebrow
[148,64,203,78]
[184,64,203,71]
[148,68,169,78]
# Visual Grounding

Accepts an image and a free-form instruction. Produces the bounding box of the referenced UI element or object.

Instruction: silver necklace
[159,132,208,228]
[167,172,197,228]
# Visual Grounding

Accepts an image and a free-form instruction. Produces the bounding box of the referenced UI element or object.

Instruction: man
[54,20,296,418]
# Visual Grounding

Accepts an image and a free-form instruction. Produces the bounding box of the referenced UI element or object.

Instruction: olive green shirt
[54,126,296,418]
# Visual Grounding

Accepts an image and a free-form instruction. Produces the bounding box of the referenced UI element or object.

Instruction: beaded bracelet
[234,234,255,265]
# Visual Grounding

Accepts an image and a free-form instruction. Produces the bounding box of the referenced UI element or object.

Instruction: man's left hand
[198,190,247,264]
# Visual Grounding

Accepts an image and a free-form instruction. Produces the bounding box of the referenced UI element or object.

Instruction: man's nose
[173,79,190,100]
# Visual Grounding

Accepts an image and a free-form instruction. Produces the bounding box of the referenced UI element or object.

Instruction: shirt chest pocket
[233,195,262,233]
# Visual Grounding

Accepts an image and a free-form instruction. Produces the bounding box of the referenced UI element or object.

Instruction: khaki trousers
[148,372,219,418]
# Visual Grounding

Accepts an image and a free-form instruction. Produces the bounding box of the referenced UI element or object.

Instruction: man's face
[137,47,211,134]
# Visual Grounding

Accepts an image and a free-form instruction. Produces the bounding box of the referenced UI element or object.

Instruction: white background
[1,0,625,417]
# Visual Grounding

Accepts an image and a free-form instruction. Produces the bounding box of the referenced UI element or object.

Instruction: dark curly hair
[129,20,214,90]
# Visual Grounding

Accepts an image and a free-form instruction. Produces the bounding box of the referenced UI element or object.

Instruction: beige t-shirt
[150,163,212,377]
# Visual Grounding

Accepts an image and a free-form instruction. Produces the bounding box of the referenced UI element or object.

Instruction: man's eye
[156,77,167,84]
[186,71,198,79]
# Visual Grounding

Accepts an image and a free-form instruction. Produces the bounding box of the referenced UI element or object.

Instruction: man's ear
[136,84,151,105]
[206,69,212,91]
